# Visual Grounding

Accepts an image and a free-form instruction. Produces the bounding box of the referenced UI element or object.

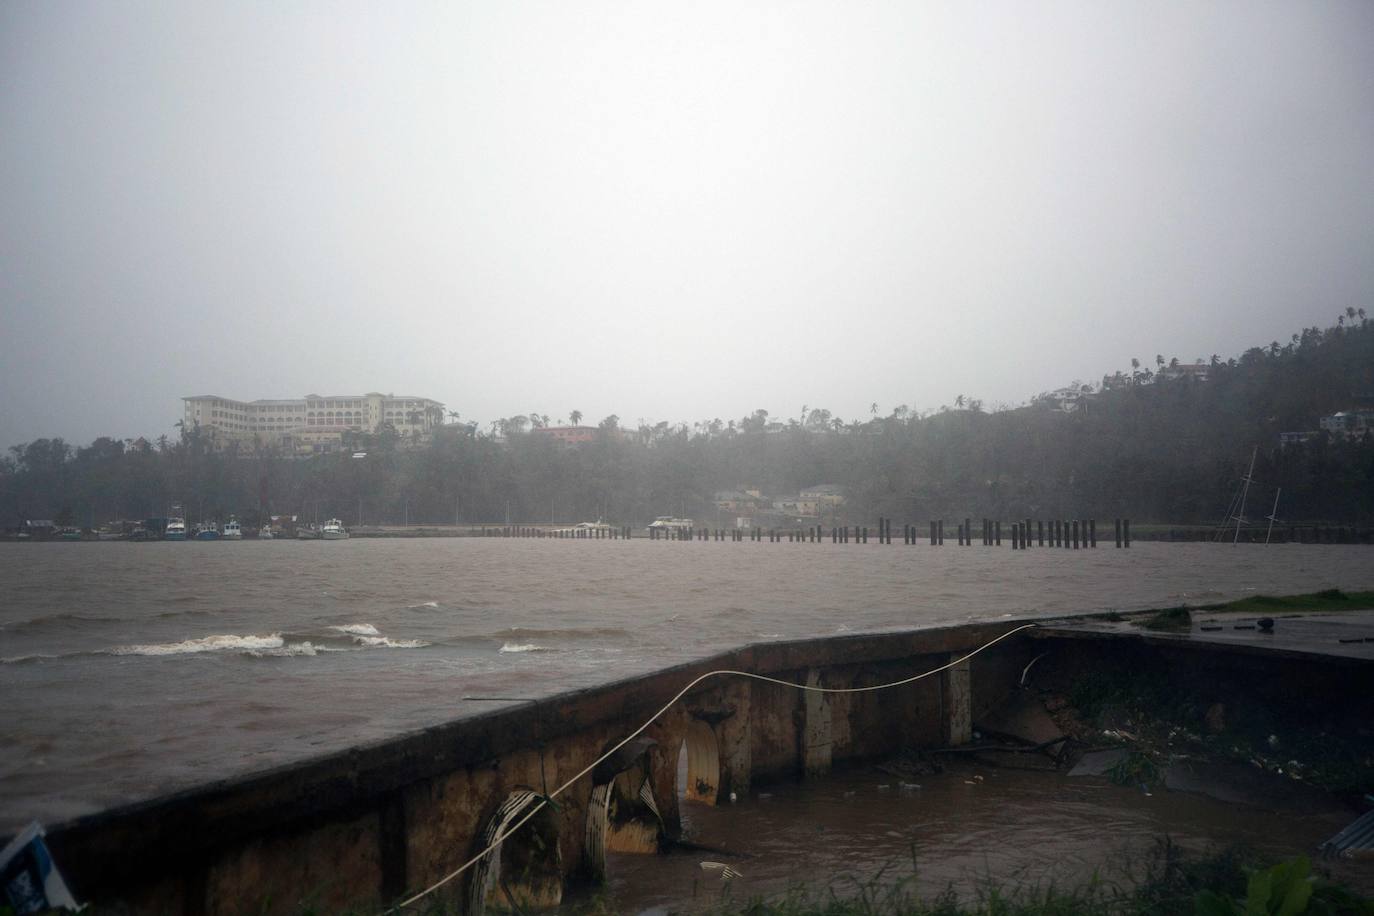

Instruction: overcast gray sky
[3,1,1373,449]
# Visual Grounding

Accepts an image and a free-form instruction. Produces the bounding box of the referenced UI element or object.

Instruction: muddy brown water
[597,757,1368,912]
[1,540,1370,834]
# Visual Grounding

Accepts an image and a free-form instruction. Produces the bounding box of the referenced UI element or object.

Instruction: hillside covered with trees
[4,313,1372,529]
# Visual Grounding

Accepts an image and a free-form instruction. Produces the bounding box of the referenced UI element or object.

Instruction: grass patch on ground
[1192,589,1374,616]
[1138,606,1192,630]
[1113,590,1374,631]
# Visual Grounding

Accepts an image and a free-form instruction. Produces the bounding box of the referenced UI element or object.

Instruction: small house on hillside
[799,484,844,506]
[1320,410,1374,440]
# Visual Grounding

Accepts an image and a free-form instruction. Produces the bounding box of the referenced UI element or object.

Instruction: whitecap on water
[248,641,318,658]
[499,642,547,653]
[107,634,285,656]
[354,636,429,649]
[329,624,381,637]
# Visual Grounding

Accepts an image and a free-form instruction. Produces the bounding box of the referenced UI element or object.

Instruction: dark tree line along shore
[4,316,1372,529]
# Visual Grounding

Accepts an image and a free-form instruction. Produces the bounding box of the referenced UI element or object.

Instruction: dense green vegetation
[3,315,1372,527]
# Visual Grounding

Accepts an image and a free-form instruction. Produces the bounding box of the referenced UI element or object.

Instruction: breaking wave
[108,634,288,656]
[499,642,549,653]
[329,623,381,637]
[354,636,429,649]
[248,641,319,657]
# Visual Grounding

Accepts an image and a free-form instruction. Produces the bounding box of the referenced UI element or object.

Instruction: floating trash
[1322,809,1374,859]
[699,861,743,880]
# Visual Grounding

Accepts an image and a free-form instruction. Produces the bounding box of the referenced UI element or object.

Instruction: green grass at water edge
[1119,590,1374,630]
[1138,606,1191,630]
[1191,589,1374,616]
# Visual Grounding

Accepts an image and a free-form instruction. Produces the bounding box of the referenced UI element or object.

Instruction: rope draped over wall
[387,622,1039,913]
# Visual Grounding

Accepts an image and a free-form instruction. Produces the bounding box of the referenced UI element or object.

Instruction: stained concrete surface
[1043,610,1374,661]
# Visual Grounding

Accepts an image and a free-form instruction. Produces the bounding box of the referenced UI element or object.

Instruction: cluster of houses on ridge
[711,484,845,528]
[1280,408,1374,447]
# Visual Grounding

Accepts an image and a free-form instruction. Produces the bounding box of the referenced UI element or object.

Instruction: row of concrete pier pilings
[474,519,1134,546]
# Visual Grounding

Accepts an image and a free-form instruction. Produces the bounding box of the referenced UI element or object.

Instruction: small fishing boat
[194,522,221,541]
[221,517,243,540]
[258,525,274,540]
[164,518,187,541]
[320,518,349,540]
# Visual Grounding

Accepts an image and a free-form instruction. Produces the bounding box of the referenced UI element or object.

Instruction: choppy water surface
[0,539,1369,832]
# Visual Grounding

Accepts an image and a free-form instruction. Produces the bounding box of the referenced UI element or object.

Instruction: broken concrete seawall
[28,614,1374,914]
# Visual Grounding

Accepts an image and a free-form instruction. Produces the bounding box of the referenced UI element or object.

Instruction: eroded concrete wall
[42,621,1047,915]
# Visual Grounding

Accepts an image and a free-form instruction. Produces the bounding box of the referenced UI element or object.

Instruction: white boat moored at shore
[320,518,349,540]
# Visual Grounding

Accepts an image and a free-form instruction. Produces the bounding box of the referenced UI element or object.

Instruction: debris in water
[975,693,1064,746]
[1069,749,1131,777]
[699,861,743,881]
[0,823,82,913]
[1321,809,1374,859]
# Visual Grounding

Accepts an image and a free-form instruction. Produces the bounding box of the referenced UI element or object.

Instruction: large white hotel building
[182,392,445,453]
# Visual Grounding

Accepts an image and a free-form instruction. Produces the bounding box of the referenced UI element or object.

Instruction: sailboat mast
[1233,446,1257,544]
[1265,487,1282,545]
